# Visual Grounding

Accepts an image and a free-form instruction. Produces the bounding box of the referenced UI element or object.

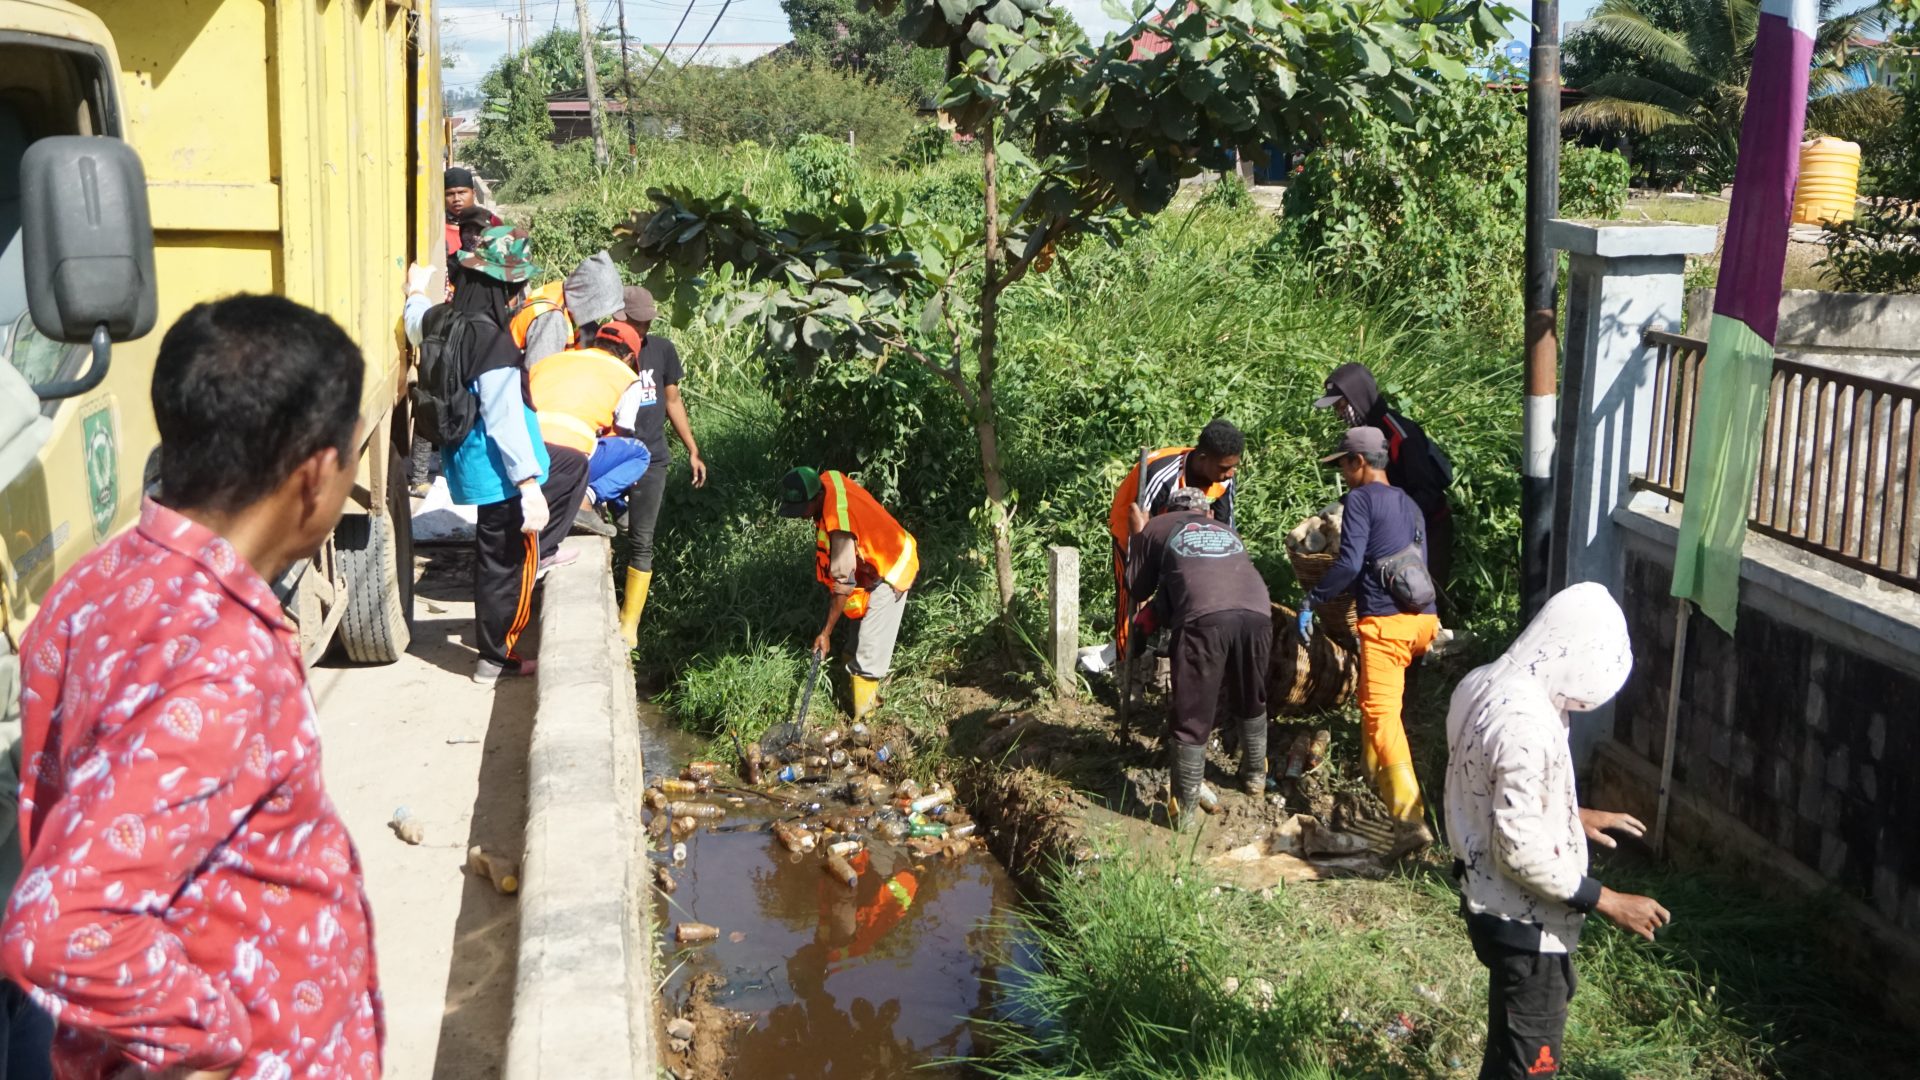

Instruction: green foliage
[629,61,920,155]
[1195,173,1254,214]
[893,121,957,167]
[1560,145,1632,218]
[1818,196,1920,293]
[469,63,556,184]
[1276,79,1526,333]
[779,0,948,103]
[980,846,1906,1078]
[785,133,862,206]
[1807,83,1908,195]
[1563,0,1897,188]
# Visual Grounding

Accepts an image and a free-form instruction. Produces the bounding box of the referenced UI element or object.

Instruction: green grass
[976,844,1904,1079]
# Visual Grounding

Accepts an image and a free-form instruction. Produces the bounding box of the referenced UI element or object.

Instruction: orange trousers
[1355,612,1441,823]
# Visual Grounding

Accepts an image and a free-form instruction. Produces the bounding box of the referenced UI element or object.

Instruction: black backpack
[411,304,489,449]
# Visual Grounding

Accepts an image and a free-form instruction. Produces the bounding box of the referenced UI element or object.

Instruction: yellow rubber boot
[850,674,880,722]
[618,568,652,650]
[1379,762,1426,823]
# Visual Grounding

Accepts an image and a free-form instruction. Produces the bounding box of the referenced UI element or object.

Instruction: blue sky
[438,0,1603,95]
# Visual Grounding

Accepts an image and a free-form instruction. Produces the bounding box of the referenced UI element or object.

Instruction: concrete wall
[1687,288,1920,386]
[505,536,654,1079]
[1593,506,1920,1021]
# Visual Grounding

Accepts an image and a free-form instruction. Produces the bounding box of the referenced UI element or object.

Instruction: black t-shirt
[1125,511,1271,628]
[618,335,685,459]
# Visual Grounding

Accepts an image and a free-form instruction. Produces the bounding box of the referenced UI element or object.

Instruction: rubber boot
[1171,742,1207,832]
[618,568,652,650]
[1237,716,1268,797]
[850,674,880,722]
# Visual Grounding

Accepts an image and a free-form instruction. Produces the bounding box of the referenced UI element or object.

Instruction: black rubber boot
[1171,741,1207,832]
[1237,716,1268,797]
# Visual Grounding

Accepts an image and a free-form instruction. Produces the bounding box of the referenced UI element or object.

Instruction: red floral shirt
[2,499,382,1078]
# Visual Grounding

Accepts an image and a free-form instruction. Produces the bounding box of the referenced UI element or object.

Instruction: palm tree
[1563,0,1895,187]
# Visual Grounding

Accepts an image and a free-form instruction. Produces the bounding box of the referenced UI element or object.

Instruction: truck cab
[0,0,441,665]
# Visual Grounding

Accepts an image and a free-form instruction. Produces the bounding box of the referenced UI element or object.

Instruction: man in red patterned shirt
[2,296,383,1079]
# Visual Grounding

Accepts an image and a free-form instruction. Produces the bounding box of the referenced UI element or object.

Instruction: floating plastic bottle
[827,839,863,857]
[675,922,719,943]
[670,816,699,839]
[948,822,977,839]
[684,761,721,781]
[654,864,677,893]
[909,789,952,816]
[743,743,764,785]
[772,820,815,854]
[908,821,948,839]
[467,846,518,893]
[660,778,701,797]
[666,801,726,820]
[671,842,688,864]
[776,764,803,784]
[828,748,850,769]
[824,854,859,889]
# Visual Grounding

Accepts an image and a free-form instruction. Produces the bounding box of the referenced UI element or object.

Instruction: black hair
[152,295,364,514]
[1359,448,1390,470]
[1196,418,1244,459]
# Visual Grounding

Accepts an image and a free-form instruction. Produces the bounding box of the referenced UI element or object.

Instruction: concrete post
[1546,221,1718,595]
[1047,545,1079,698]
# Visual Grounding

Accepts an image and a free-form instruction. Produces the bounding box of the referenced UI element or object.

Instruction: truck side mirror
[19,136,157,399]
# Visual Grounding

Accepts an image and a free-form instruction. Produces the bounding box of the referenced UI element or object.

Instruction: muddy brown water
[639,703,1025,1078]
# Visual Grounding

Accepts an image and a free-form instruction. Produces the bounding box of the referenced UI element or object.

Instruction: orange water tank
[1792,137,1861,226]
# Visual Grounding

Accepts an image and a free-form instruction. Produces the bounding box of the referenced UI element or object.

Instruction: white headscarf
[1448,581,1632,744]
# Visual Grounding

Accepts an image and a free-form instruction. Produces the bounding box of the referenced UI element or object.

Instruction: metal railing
[1637,329,1920,592]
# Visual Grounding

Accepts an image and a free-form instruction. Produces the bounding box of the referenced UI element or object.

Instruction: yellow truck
[0,0,441,664]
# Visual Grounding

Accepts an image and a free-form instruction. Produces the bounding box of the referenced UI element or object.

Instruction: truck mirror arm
[31,325,112,400]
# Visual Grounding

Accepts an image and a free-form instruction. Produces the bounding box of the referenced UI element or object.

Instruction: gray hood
[563,251,624,327]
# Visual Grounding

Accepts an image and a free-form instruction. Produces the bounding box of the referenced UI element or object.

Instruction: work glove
[518,478,550,536]
[1297,606,1314,642]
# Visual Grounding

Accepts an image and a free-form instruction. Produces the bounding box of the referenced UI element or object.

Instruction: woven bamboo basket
[1269,603,1357,715]
[1288,550,1359,650]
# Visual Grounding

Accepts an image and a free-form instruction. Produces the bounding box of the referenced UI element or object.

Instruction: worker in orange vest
[527,321,649,568]
[1106,419,1244,667]
[512,250,625,367]
[777,467,919,721]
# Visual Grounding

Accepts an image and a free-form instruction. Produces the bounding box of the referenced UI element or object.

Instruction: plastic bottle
[467,846,519,893]
[772,820,815,853]
[818,729,845,748]
[660,778,700,797]
[675,922,720,943]
[876,815,909,842]
[1305,729,1330,774]
[909,789,952,815]
[948,822,977,839]
[666,801,726,820]
[670,816,699,839]
[654,863,677,894]
[684,761,721,781]
[388,808,423,846]
[743,743,764,785]
[1196,784,1221,814]
[1283,731,1314,780]
[895,779,921,802]
[908,821,948,839]
[849,723,872,748]
[776,764,803,784]
[875,744,894,764]
[824,854,859,889]
[827,839,863,857]
[828,748,850,769]
[642,788,668,811]
[671,841,688,864]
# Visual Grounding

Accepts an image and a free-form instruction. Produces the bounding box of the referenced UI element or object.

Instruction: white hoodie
[1443,582,1633,953]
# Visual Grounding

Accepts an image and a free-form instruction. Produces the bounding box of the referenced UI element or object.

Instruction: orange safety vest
[821,851,918,968]
[509,280,571,349]
[814,470,919,593]
[527,346,636,456]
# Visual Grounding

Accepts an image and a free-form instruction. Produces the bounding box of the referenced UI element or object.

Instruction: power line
[676,0,735,71]
[632,0,700,90]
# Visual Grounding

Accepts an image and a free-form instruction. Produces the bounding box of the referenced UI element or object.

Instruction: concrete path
[314,546,533,1080]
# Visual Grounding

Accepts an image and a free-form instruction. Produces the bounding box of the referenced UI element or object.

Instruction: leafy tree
[1562,0,1895,187]
[781,0,949,102]
[629,60,921,152]
[616,0,1509,621]
[469,28,627,182]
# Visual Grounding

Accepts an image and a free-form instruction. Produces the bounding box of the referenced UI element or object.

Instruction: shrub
[630,60,918,156]
[1197,173,1255,214]
[1560,145,1631,218]
[1276,79,1526,333]
[785,133,861,206]
[893,121,956,167]
[1819,196,1920,293]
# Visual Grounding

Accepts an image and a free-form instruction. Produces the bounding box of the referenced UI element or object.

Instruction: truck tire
[335,454,414,663]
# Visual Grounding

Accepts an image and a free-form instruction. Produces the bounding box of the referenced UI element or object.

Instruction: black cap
[776,467,821,517]
[445,166,476,190]
[1312,362,1374,409]
[1320,425,1387,463]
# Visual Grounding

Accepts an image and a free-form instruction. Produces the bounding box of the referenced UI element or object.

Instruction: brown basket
[1288,550,1359,651]
[1268,602,1357,715]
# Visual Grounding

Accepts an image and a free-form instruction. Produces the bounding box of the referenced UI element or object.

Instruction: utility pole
[574,0,609,165]
[519,0,531,73]
[616,0,638,157]
[1521,0,1559,621]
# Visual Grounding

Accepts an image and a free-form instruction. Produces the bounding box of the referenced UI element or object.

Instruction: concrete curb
[504,536,653,1079]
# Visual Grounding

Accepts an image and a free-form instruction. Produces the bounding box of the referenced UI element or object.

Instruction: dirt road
[314,546,533,1079]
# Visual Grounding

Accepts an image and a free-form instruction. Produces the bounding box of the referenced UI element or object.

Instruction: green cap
[777,467,821,517]
[458,225,536,284]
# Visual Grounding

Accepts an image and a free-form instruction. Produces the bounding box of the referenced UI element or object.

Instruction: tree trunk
[977,121,1017,616]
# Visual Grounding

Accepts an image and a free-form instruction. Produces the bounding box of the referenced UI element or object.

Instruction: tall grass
[979,845,1904,1079]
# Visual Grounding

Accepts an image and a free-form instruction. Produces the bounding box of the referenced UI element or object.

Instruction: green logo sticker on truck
[83,404,117,541]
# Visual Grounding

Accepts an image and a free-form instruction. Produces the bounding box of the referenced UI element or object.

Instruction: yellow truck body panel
[0,0,441,639]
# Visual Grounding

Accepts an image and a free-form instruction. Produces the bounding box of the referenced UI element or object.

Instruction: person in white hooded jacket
[1444,582,1670,1079]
